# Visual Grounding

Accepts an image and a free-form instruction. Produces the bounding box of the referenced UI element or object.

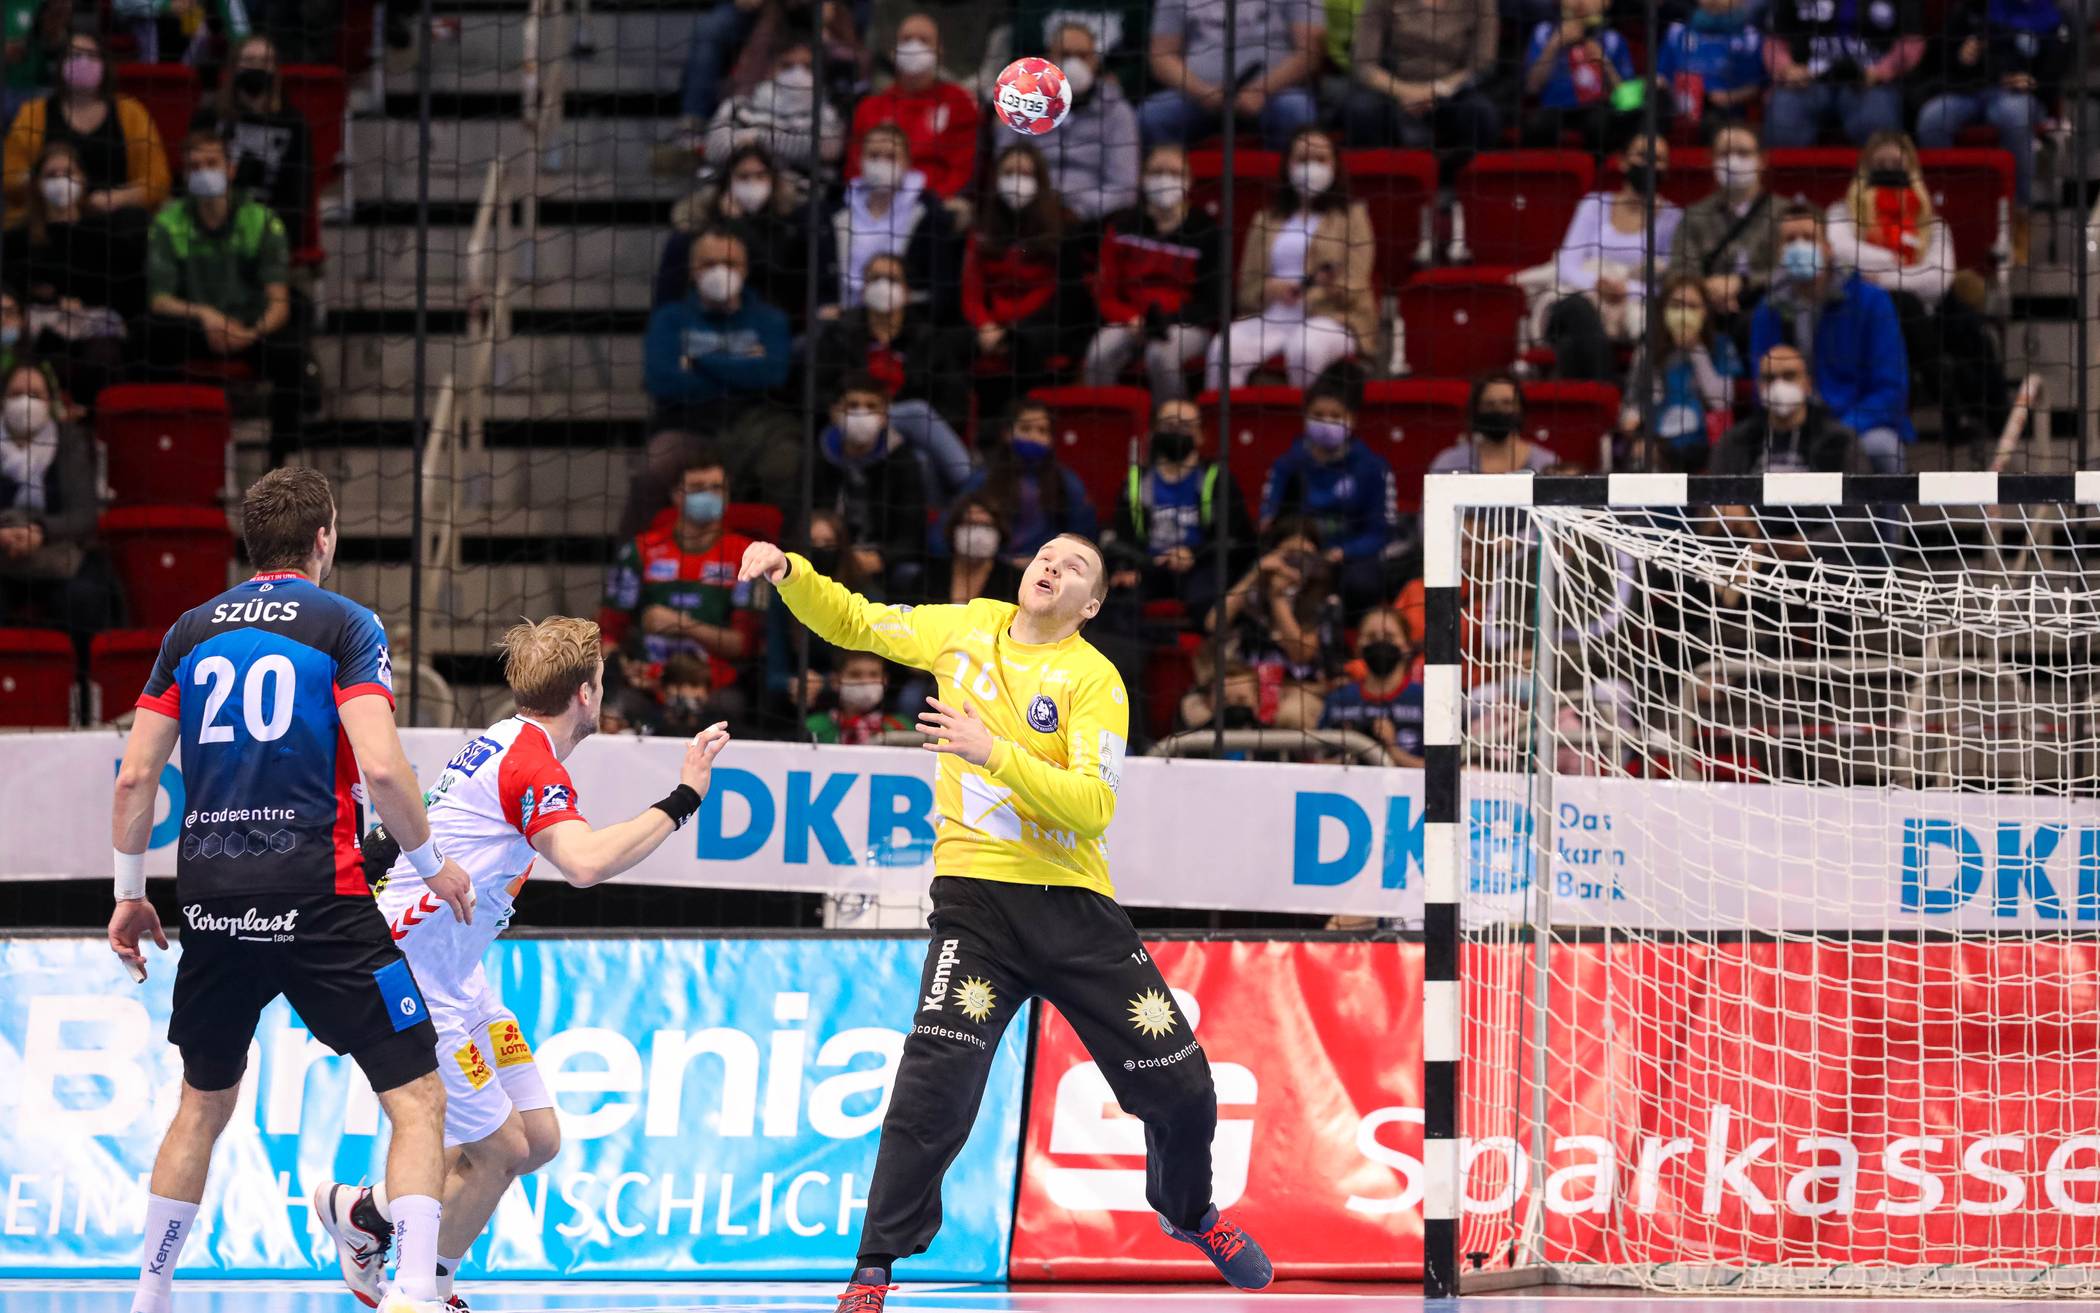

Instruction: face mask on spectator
[729,177,772,213]
[187,166,229,199]
[806,544,840,575]
[838,681,885,714]
[1150,429,1195,463]
[1714,152,1759,192]
[234,67,272,98]
[62,54,101,91]
[997,172,1038,209]
[860,155,901,190]
[1664,303,1705,343]
[893,39,937,78]
[1009,433,1051,462]
[1762,377,1807,413]
[1473,410,1521,441]
[1866,166,1910,190]
[773,64,815,90]
[1304,418,1350,451]
[0,326,18,349]
[841,409,885,446]
[1621,163,1655,195]
[683,490,725,523]
[40,175,83,212]
[862,276,905,314]
[953,523,1000,560]
[1142,171,1186,210]
[696,263,743,304]
[1361,640,1405,679]
[1292,160,1333,197]
[3,394,50,436]
[1062,58,1094,98]
[1780,238,1822,283]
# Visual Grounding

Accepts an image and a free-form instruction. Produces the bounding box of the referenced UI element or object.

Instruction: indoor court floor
[16,1286,2100,1312]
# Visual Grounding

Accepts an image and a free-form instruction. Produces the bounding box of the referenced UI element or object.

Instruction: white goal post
[1419,470,2100,1298]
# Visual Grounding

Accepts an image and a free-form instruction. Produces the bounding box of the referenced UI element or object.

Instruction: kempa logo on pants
[920,939,961,1013]
[145,1219,182,1274]
[183,905,299,935]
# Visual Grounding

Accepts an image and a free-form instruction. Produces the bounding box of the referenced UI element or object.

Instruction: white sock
[370,1179,393,1222]
[435,1252,463,1299]
[130,1194,200,1313]
[389,1194,443,1301]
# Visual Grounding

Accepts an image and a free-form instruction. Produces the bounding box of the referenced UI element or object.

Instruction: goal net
[1434,476,2100,1296]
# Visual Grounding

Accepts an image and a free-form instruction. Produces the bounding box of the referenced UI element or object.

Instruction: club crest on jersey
[521,783,572,828]
[1027,695,1059,733]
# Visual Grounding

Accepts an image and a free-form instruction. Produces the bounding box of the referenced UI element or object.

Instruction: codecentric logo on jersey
[1027,695,1059,733]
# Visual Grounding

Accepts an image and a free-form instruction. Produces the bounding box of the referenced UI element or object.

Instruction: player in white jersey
[313,617,730,1309]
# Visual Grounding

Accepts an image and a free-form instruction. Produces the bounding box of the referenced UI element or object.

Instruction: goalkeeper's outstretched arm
[532,724,731,887]
[739,542,961,673]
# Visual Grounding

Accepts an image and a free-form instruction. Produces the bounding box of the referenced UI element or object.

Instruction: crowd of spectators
[620,0,2073,749]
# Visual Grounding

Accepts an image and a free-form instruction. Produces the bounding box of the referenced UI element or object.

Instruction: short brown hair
[500,616,603,714]
[241,467,335,570]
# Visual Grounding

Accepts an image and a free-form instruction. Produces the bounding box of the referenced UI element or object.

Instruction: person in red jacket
[844,12,981,204]
[1080,143,1224,402]
[961,142,1088,422]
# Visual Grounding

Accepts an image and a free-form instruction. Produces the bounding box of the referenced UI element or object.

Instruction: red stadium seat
[722,503,783,543]
[1454,151,1595,269]
[113,63,195,184]
[1143,631,1204,743]
[1188,148,1279,279]
[88,629,164,724]
[1764,147,1858,209]
[1031,385,1150,516]
[1918,148,2014,269]
[1345,149,1439,290]
[280,65,348,266]
[97,384,231,508]
[1395,269,1527,380]
[0,629,76,727]
[100,507,235,632]
[1357,379,1473,512]
[1520,380,1622,468]
[1200,386,1303,509]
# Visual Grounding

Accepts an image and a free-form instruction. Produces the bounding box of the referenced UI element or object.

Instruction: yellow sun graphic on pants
[956,977,997,1023]
[1128,988,1178,1039]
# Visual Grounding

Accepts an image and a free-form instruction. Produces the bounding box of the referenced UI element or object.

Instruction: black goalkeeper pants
[859,876,1218,1263]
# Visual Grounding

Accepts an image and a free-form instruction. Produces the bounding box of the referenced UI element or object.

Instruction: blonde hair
[500,617,603,714]
[1846,131,1936,233]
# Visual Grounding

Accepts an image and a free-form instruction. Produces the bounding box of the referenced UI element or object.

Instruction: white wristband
[402,837,444,880]
[114,850,146,901]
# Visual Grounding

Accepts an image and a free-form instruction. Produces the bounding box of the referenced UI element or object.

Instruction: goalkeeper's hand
[738,542,789,584]
[109,898,168,983]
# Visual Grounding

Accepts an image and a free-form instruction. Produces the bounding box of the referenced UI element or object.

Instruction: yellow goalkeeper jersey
[775,553,1129,896]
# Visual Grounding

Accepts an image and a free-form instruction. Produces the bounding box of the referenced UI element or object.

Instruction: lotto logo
[489,1019,534,1068]
[454,1041,494,1091]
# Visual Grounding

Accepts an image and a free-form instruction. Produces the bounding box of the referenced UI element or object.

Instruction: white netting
[1455,501,2100,1295]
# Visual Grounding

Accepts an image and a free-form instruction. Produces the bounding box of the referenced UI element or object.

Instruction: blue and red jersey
[137,570,395,900]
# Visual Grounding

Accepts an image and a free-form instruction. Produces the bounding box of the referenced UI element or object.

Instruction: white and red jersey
[373,715,585,1004]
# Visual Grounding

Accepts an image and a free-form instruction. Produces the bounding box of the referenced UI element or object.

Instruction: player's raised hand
[108,897,168,983]
[428,855,476,925]
[683,721,733,797]
[918,697,995,767]
[738,542,789,584]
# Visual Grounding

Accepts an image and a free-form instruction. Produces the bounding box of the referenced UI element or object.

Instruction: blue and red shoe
[834,1267,896,1312]
[1159,1206,1274,1290]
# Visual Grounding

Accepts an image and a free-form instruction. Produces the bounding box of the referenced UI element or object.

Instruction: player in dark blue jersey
[107,468,475,1313]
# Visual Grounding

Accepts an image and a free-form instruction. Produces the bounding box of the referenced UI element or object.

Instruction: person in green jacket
[142,129,311,466]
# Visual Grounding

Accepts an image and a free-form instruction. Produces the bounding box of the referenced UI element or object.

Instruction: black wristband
[652,784,703,830]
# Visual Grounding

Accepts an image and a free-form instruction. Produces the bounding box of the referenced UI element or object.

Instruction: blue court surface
[17,1288,2100,1313]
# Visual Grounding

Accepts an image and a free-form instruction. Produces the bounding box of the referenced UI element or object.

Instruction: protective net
[1456,500,2100,1293]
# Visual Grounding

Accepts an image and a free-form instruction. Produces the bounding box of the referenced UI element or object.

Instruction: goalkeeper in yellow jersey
[739,533,1273,1310]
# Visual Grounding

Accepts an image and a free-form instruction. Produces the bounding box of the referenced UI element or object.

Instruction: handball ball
[994,57,1070,135]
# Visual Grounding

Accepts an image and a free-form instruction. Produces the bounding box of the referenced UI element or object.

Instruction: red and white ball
[993,57,1070,135]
